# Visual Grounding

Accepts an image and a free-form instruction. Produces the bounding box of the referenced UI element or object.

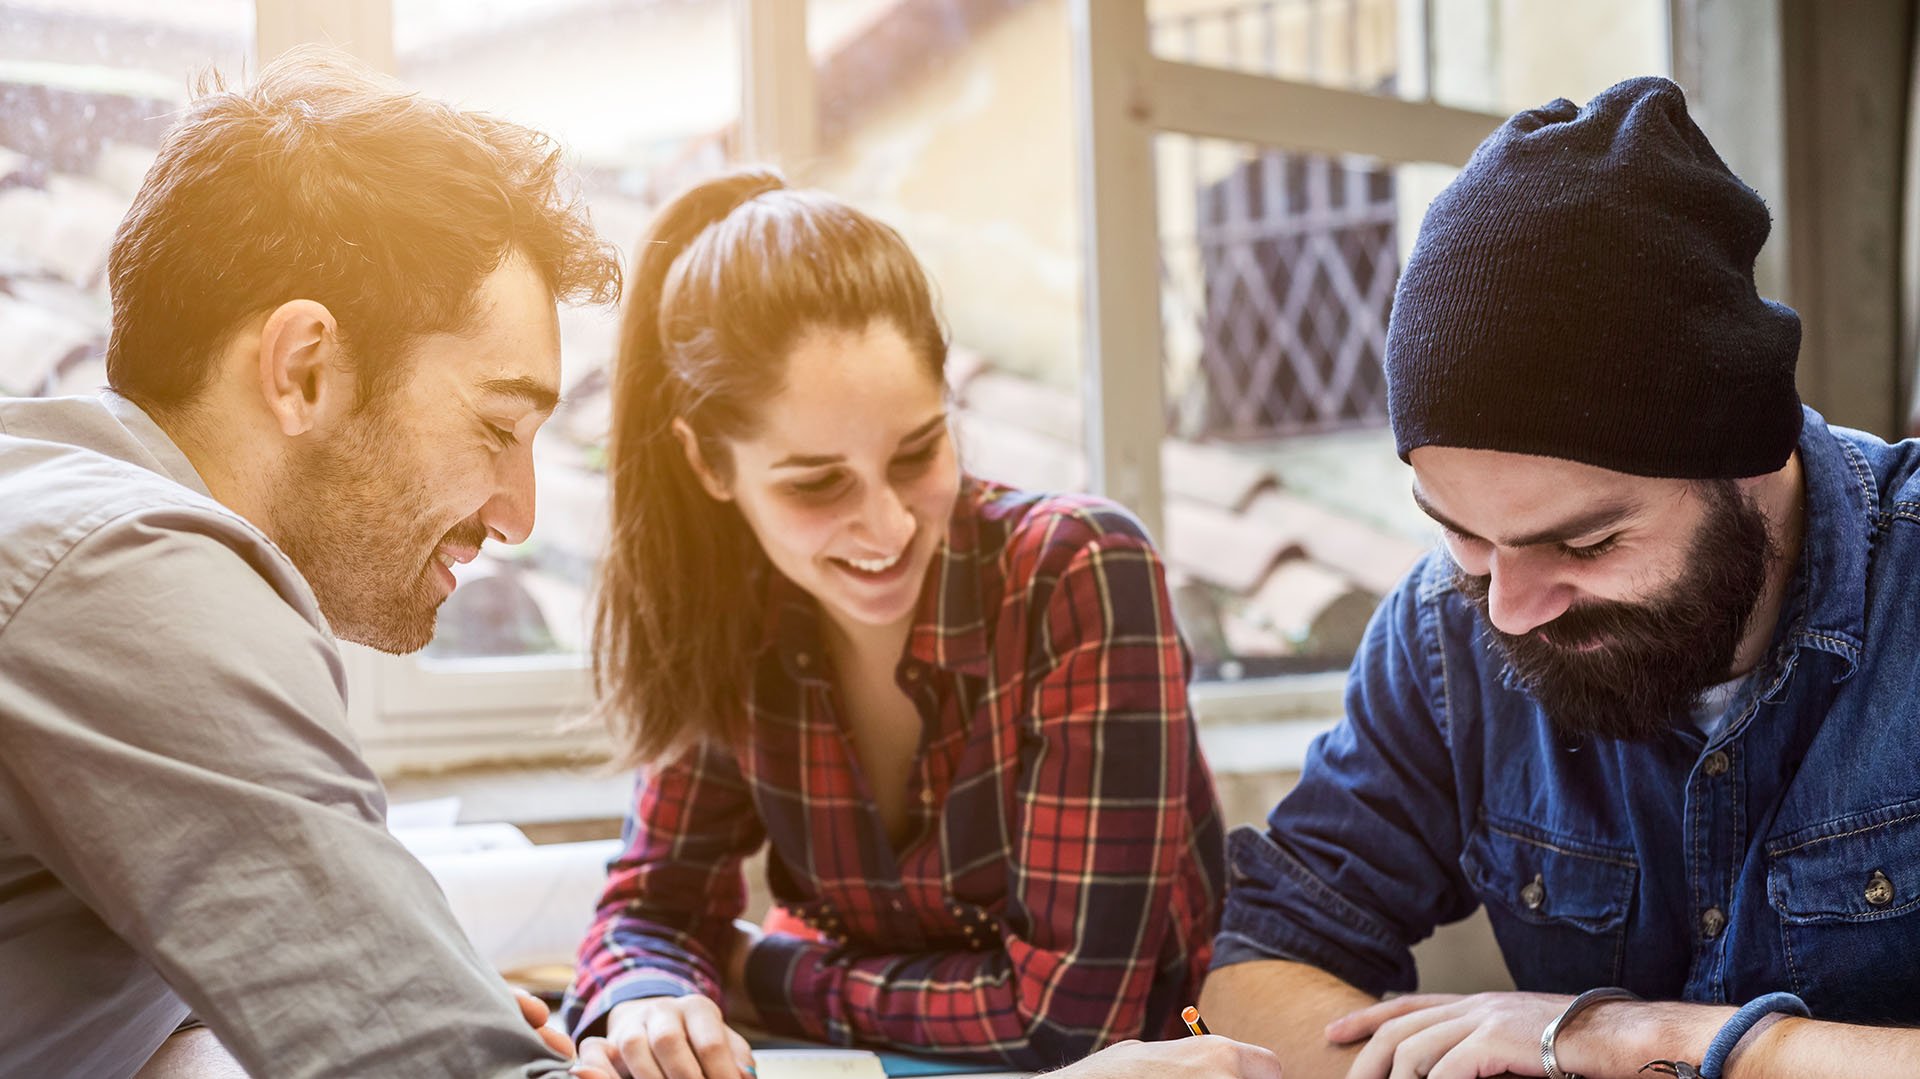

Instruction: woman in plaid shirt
[566,171,1267,1079]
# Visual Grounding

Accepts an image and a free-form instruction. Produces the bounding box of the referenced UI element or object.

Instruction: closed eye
[485,423,517,449]
[1560,534,1619,560]
[890,439,940,472]
[789,469,848,497]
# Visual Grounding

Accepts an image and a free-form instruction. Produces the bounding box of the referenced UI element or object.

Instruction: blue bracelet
[1697,992,1810,1079]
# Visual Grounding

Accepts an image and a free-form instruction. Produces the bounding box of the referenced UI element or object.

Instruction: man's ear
[256,300,352,437]
[671,418,733,502]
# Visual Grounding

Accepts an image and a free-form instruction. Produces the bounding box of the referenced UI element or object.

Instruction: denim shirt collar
[1779,405,1867,683]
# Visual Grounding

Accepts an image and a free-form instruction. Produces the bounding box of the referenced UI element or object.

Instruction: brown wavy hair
[106,45,621,416]
[593,169,947,765]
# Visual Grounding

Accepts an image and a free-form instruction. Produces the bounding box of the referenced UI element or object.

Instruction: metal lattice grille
[1184,149,1397,439]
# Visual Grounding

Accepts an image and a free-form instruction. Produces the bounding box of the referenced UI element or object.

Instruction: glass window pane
[801,0,1085,496]
[1146,2,1666,681]
[1155,132,1432,682]
[395,0,741,661]
[1148,0,1400,96]
[0,1,252,400]
[1146,0,1669,115]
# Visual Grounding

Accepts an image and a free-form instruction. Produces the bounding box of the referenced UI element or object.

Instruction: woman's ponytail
[592,169,785,765]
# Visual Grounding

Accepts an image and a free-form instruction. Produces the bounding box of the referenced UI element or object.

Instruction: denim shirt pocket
[1459,816,1638,991]
[1766,799,1920,1020]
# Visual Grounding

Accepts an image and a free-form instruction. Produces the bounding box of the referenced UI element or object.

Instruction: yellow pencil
[1181,1005,1210,1036]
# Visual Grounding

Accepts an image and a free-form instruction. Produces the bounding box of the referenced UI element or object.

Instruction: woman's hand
[721,919,767,1029]
[579,996,757,1079]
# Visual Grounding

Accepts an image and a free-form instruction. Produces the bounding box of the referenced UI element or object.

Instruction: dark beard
[1453,480,1777,743]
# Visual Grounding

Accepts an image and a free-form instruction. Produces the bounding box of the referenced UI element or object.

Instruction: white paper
[392,821,534,858]
[416,838,622,974]
[386,796,462,830]
[751,1050,888,1079]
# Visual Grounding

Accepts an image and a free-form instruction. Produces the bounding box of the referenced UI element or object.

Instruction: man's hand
[517,988,578,1060]
[514,988,619,1079]
[1052,1036,1284,1078]
[1330,992,1573,1079]
[579,995,757,1079]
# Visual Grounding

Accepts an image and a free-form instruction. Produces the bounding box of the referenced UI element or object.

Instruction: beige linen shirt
[0,392,570,1078]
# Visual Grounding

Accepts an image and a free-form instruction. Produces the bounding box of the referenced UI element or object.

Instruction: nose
[480,443,537,546]
[854,481,916,552]
[1484,548,1575,637]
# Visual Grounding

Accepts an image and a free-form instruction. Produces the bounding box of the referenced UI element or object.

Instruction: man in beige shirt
[0,49,621,1078]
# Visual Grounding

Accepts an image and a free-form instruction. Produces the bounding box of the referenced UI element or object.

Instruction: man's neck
[156,407,277,540]
[1731,452,1807,677]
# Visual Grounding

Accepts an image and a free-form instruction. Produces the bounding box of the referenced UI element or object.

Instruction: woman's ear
[671,418,733,502]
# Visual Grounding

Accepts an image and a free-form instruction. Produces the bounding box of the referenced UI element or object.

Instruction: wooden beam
[739,0,819,171]
[1779,0,1912,437]
[1071,0,1167,539]
[1145,58,1503,168]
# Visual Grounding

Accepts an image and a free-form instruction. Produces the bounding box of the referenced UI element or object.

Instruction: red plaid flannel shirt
[564,478,1225,1069]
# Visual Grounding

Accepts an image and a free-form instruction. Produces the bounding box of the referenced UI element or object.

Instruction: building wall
[803,0,1084,389]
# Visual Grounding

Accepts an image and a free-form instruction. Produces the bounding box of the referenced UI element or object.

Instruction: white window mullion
[1071,0,1168,542]
[253,0,395,72]
[738,0,818,171]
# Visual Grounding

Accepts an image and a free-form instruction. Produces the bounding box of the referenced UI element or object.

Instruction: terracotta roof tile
[1244,489,1424,595]
[1163,498,1305,594]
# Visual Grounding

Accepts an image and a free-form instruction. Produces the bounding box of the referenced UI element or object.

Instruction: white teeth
[435,550,455,568]
[841,552,902,574]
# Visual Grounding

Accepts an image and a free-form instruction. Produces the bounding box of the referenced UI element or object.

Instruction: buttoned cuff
[568,973,704,1042]
[744,933,841,1043]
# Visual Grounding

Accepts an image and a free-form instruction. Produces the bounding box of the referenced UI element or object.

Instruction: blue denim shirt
[1216,408,1920,1022]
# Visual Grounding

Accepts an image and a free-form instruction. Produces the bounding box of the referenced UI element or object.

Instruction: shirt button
[903,665,922,682]
[1520,873,1546,911]
[1867,870,1896,906]
[920,788,936,805]
[794,651,812,669]
[1701,907,1727,940]
[890,898,904,912]
[1702,751,1730,777]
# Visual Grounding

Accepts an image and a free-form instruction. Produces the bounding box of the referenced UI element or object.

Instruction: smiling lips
[1540,627,1610,654]
[838,551,903,575]
[434,545,479,571]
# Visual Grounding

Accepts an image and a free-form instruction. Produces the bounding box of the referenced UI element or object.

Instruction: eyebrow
[478,376,561,414]
[771,413,948,470]
[1410,486,1637,548]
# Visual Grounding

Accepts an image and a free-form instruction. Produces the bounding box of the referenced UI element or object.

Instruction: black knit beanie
[1385,76,1802,479]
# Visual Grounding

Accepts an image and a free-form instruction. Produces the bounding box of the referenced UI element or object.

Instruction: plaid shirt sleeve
[744,519,1203,1069]
[563,740,766,1040]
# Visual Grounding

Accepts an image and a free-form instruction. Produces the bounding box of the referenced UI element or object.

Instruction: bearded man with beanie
[1198,76,1920,1077]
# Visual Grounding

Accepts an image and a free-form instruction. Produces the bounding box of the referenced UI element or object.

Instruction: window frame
[272,0,1513,772]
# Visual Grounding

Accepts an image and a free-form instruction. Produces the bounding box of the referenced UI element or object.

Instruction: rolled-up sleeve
[564,741,767,1040]
[1213,560,1479,997]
